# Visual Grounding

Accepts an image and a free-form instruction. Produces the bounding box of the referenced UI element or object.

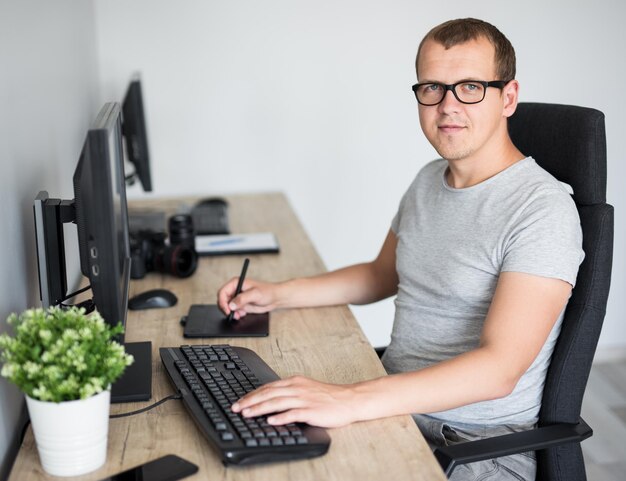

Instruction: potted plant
[0,306,133,477]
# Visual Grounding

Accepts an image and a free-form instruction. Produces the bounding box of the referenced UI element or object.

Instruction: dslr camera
[130,214,198,279]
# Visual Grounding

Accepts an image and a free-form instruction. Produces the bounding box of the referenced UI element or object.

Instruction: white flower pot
[25,389,110,477]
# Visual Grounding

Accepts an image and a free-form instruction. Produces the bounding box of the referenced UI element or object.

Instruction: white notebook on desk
[195,232,280,256]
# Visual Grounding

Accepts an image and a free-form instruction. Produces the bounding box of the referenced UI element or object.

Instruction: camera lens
[154,244,198,278]
[168,214,195,248]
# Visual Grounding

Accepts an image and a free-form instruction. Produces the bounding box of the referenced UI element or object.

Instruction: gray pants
[414,414,536,481]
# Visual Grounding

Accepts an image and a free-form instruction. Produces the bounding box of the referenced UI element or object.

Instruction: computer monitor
[73,102,131,332]
[122,75,152,191]
[33,102,151,403]
[33,193,71,308]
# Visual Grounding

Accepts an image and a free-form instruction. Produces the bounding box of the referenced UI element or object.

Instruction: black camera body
[130,214,198,279]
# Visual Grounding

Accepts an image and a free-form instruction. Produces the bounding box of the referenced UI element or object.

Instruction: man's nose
[438,88,462,113]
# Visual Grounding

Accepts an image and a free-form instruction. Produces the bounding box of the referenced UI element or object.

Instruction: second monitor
[122,75,152,192]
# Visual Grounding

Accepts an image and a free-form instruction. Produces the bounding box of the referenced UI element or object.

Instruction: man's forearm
[275,262,397,309]
[351,348,518,422]
[231,346,523,428]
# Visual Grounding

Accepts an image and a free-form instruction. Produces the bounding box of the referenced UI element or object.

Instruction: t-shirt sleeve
[501,191,584,287]
[391,189,409,234]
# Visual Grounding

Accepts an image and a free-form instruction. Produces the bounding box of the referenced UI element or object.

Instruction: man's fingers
[229,287,266,313]
[217,277,241,313]
[266,408,309,426]
[232,384,295,411]
[240,396,306,420]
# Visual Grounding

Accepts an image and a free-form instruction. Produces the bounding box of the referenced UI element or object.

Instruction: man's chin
[435,146,473,162]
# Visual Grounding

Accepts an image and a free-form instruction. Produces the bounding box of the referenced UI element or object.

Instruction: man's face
[417,37,512,163]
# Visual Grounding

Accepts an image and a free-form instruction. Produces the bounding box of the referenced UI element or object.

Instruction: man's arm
[217,229,398,318]
[231,271,573,427]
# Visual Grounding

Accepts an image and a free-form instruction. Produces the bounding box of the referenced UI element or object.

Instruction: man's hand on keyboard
[231,375,359,429]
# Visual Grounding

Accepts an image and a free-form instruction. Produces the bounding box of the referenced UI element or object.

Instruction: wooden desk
[9,193,446,481]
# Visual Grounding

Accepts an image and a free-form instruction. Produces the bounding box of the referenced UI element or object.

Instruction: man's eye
[461,82,482,92]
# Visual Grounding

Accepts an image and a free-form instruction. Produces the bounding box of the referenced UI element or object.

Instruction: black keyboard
[160,344,331,466]
[191,200,230,235]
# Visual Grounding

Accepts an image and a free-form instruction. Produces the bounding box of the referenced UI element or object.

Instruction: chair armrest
[433,417,592,476]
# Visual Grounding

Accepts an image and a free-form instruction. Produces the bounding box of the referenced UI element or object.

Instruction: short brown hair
[415,18,516,81]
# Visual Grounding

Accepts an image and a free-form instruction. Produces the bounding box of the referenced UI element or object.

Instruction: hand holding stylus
[218,276,281,321]
[226,258,249,322]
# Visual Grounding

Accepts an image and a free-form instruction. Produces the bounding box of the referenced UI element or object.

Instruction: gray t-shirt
[382,157,584,425]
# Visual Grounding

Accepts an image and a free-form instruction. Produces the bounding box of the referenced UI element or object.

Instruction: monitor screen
[73,102,131,337]
[122,76,152,191]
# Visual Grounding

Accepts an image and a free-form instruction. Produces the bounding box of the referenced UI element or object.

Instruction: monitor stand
[111,341,152,403]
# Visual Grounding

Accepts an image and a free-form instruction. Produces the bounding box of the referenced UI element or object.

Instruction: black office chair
[428,103,614,480]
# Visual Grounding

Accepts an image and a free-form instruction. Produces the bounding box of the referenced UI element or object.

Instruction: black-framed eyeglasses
[411,80,510,106]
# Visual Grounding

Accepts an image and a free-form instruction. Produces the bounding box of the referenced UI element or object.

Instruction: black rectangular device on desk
[191,198,230,235]
[160,344,330,466]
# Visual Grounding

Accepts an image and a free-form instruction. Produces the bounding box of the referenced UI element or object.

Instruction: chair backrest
[508,103,614,481]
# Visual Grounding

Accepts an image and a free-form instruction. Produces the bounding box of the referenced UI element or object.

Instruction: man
[218,18,583,480]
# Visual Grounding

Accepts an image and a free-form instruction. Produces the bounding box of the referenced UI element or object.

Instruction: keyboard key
[215,422,227,431]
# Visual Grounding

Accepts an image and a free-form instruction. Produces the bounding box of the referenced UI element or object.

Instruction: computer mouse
[196,197,228,207]
[128,289,178,310]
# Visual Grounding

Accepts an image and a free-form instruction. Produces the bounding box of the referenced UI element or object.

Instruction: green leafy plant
[0,306,133,402]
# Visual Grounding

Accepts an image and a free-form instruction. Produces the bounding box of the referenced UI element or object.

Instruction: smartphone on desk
[98,454,198,481]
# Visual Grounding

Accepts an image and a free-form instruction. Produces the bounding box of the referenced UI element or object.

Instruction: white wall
[94,1,626,354]
[0,1,100,477]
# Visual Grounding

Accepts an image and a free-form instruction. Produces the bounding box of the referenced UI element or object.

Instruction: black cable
[18,394,182,442]
[125,173,137,185]
[109,392,182,419]
[60,298,95,313]
[60,284,92,302]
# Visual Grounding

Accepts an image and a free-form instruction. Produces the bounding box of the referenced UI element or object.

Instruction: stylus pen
[227,258,250,323]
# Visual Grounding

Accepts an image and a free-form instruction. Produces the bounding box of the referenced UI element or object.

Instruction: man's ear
[502,80,520,118]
